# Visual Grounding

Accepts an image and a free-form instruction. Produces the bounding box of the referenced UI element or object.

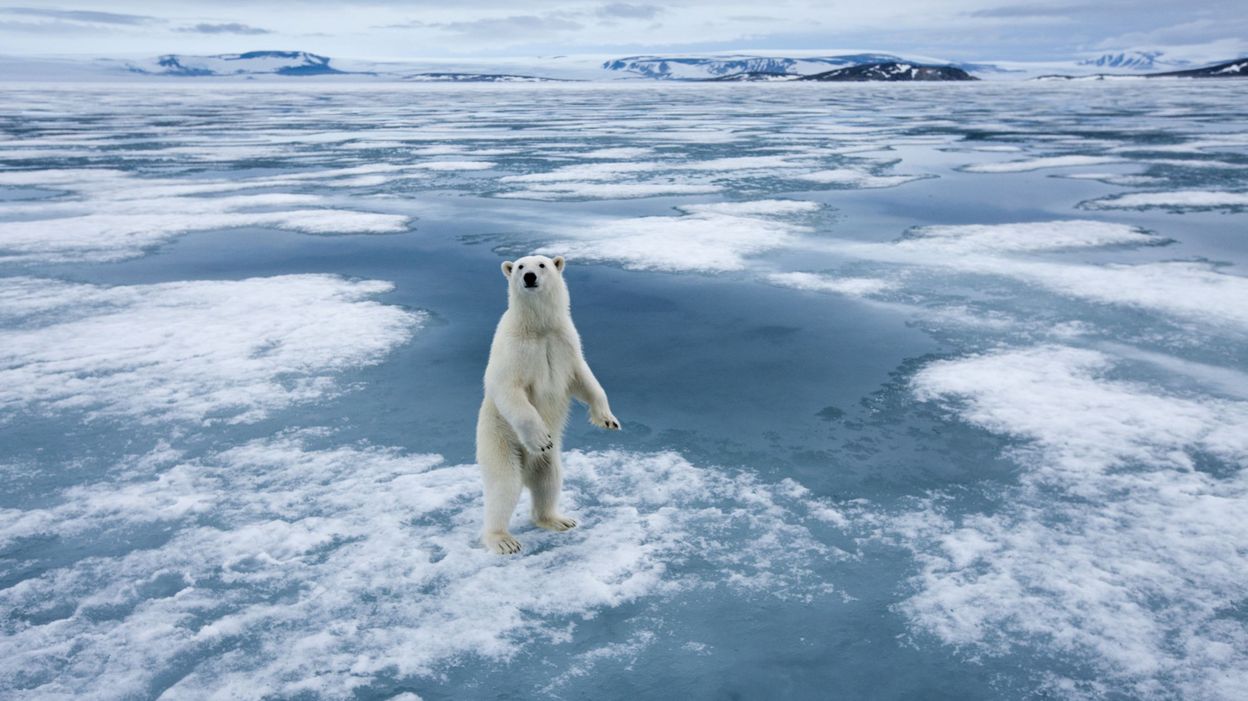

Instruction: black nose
[523,271,537,286]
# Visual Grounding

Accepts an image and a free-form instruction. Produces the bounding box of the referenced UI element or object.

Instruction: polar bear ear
[553,256,565,272]
[501,261,514,278]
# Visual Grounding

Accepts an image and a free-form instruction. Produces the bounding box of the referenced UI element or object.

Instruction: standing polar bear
[477,254,620,555]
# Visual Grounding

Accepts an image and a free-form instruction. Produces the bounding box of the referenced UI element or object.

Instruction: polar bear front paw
[520,424,554,454]
[590,406,621,430]
[535,515,577,531]
[483,531,522,555]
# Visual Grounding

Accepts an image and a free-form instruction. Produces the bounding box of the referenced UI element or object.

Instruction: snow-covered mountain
[601,53,970,80]
[123,51,346,77]
[399,72,560,83]
[799,63,977,81]
[3,48,1243,83]
[1150,58,1248,78]
[1078,50,1195,71]
[1035,57,1248,81]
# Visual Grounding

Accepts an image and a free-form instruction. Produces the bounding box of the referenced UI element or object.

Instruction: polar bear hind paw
[535,515,578,531]
[484,532,522,555]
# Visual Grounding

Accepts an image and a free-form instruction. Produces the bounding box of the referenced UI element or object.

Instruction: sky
[0,1,1244,63]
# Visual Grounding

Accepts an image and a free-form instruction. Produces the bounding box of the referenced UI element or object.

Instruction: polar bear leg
[526,450,577,531]
[480,442,524,555]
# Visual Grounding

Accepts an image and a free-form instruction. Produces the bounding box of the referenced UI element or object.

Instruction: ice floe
[812,226,1248,331]
[496,160,725,200]
[496,150,926,200]
[896,220,1159,254]
[964,145,1025,153]
[0,275,421,424]
[541,200,819,272]
[767,272,895,298]
[0,437,835,698]
[998,261,1248,330]
[408,160,496,171]
[576,147,656,159]
[1083,190,1248,210]
[0,169,411,264]
[497,181,721,200]
[796,168,928,189]
[896,345,1248,698]
[6,78,1248,700]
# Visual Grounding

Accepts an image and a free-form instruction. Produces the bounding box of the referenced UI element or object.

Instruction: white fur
[477,254,620,555]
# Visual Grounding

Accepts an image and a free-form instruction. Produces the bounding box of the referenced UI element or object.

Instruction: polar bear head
[501,254,569,313]
[502,254,565,291]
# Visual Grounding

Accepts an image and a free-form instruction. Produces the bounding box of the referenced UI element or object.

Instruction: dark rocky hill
[799,63,977,81]
[1148,59,1248,78]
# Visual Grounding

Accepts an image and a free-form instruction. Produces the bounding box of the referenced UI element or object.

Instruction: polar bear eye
[539,263,545,268]
[517,264,523,270]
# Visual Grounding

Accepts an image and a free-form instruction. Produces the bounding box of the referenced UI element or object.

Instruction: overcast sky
[0,1,1244,62]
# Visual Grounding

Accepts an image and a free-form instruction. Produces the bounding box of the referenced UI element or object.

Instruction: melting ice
[2,81,1247,699]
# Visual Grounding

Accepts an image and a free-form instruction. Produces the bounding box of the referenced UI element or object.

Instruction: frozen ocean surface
[1,81,1247,699]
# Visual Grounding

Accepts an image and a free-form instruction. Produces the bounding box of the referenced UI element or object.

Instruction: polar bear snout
[523,271,538,288]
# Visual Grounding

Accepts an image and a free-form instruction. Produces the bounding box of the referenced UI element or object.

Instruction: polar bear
[477,254,620,555]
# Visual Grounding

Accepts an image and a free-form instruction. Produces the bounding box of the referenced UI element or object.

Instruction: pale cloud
[598,3,662,20]
[969,3,1091,18]
[177,22,272,35]
[432,14,584,36]
[0,6,159,25]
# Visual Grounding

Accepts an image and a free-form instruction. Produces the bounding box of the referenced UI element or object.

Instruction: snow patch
[409,160,496,171]
[541,200,819,272]
[0,275,421,424]
[1083,190,1248,210]
[796,168,928,189]
[897,345,1248,698]
[0,438,834,698]
[897,220,1158,254]
[496,152,924,200]
[767,272,895,297]
[576,147,656,159]
[814,234,1248,331]
[1005,260,1248,330]
[497,181,721,200]
[0,169,411,264]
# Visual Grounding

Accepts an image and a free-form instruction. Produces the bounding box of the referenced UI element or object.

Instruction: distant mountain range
[397,73,560,82]
[1078,51,1190,71]
[702,62,977,82]
[799,63,976,81]
[1037,58,1248,81]
[600,53,993,80]
[1151,58,1247,78]
[602,53,917,79]
[118,52,565,81]
[127,51,345,77]
[3,49,1244,83]
[114,50,987,82]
